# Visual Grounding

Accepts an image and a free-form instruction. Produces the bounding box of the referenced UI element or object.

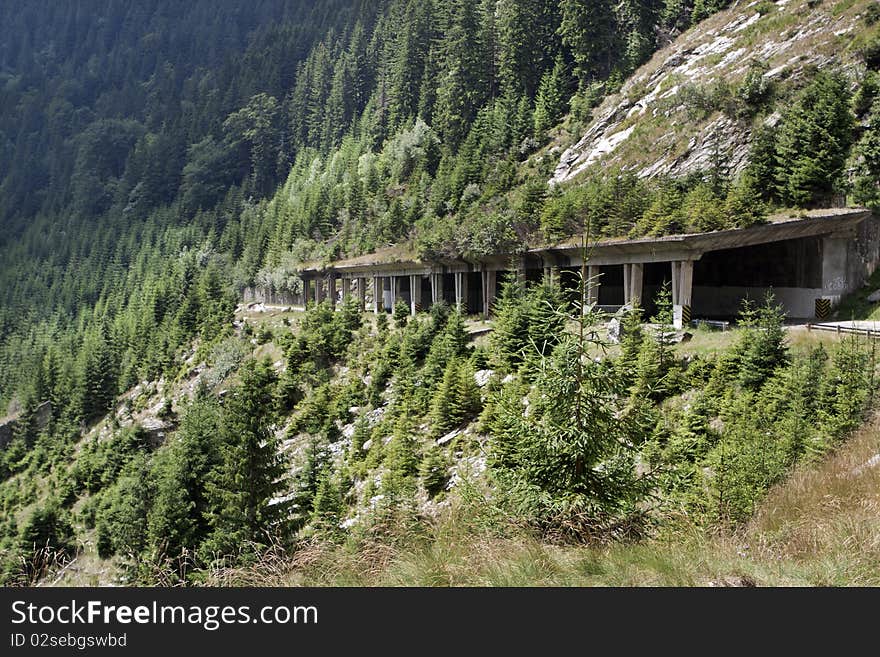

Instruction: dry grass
[745,411,880,585]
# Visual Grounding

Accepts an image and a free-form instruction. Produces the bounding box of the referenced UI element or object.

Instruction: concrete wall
[242,286,300,306]
[693,286,822,319]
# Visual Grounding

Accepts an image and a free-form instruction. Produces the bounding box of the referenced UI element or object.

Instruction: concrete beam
[391,276,403,304]
[672,260,694,329]
[679,261,693,307]
[432,272,445,306]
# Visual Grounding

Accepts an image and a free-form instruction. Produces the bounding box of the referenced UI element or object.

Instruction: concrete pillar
[314,276,323,303]
[372,276,382,313]
[671,262,681,306]
[454,271,468,312]
[586,265,600,309]
[482,270,497,318]
[630,263,644,306]
[671,260,693,329]
[623,264,632,305]
[679,261,693,308]
[328,274,337,308]
[431,273,444,306]
[409,274,421,316]
[392,276,404,305]
[341,277,351,303]
[516,257,527,283]
[303,278,312,306]
[357,278,366,311]
[822,235,850,306]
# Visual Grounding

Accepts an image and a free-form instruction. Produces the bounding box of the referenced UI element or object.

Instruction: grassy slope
[204,409,880,587]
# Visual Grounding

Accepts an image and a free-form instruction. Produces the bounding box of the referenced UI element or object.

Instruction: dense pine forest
[2,0,880,585]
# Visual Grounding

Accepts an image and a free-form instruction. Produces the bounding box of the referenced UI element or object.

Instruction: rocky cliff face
[552,0,875,185]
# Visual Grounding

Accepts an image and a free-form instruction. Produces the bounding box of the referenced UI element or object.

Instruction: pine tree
[147,397,223,565]
[533,56,568,138]
[430,358,461,437]
[775,73,855,207]
[311,468,343,533]
[419,445,449,498]
[852,97,880,210]
[559,0,617,84]
[201,359,290,561]
[736,293,789,391]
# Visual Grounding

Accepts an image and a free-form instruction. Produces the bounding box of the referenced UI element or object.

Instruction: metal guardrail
[806,323,880,339]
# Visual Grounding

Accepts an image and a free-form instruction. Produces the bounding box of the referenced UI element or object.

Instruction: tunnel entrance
[692,237,823,319]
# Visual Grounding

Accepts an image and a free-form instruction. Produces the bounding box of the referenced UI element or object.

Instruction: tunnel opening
[693,237,823,319]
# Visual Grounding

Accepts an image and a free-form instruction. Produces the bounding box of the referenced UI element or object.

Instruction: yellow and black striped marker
[815,298,831,321]
[681,304,692,326]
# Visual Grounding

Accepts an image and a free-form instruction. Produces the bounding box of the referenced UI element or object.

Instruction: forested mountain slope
[1,0,880,586]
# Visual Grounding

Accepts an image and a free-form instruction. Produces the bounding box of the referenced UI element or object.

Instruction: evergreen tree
[533,56,569,138]
[775,73,855,207]
[559,0,617,84]
[736,293,789,391]
[201,359,290,561]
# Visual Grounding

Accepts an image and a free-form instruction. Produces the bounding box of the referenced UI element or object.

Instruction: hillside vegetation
[1,1,880,586]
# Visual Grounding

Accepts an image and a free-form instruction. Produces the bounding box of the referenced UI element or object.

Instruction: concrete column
[630,263,644,306]
[314,276,323,303]
[671,262,681,305]
[516,257,527,283]
[679,261,693,307]
[372,276,382,313]
[586,265,600,309]
[341,277,351,303]
[392,276,404,305]
[409,274,421,316]
[302,278,312,306]
[357,278,366,311]
[672,260,694,329]
[482,270,497,318]
[328,274,337,308]
[623,264,632,305]
[454,271,468,312]
[822,235,850,306]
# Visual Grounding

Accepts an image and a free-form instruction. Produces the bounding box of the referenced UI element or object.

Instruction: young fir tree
[617,302,644,387]
[736,293,789,391]
[490,276,531,371]
[201,359,290,561]
[310,468,343,535]
[852,97,880,210]
[430,358,462,438]
[147,397,223,565]
[774,73,855,207]
[419,445,450,498]
[488,261,651,535]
